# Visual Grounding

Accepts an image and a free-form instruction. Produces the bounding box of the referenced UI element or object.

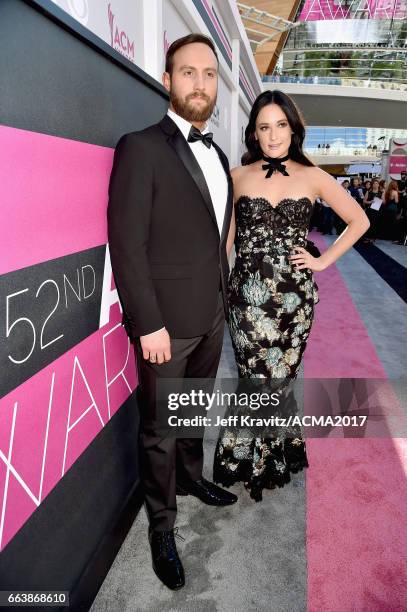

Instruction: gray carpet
[91,240,406,611]
[324,236,407,379]
[91,329,307,612]
[375,239,407,269]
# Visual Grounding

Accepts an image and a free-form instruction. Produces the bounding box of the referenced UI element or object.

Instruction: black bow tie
[262,153,290,178]
[188,125,214,149]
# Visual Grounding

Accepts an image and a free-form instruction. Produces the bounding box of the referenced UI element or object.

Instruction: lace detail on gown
[213,196,319,501]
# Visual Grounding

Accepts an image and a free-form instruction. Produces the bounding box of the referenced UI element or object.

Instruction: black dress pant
[134,293,225,531]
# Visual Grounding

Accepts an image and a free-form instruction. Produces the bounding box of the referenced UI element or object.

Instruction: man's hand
[140,327,171,364]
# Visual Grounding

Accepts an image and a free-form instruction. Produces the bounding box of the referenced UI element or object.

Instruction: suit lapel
[159,115,233,242]
[160,116,217,227]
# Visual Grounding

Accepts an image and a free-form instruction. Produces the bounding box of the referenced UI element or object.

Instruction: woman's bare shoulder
[230,165,249,177]
[230,165,256,201]
[302,164,325,177]
[297,165,337,200]
[302,165,334,186]
[230,165,253,188]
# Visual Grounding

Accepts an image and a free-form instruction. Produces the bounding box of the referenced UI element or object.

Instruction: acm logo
[108,3,135,61]
[163,30,170,55]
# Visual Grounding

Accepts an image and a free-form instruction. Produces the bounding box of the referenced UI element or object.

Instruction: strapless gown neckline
[236,194,313,211]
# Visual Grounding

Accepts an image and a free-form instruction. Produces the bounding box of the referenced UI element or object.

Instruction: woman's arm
[290,167,370,272]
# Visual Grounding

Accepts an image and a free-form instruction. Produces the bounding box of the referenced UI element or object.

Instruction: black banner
[0,245,106,397]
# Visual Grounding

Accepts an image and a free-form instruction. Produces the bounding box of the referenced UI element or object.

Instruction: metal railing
[305,146,384,156]
[263,75,407,90]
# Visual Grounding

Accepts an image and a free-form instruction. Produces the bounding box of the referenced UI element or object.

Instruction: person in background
[397,171,406,197]
[310,196,323,231]
[349,177,363,206]
[332,180,350,235]
[362,179,371,196]
[341,179,350,193]
[320,198,334,235]
[382,180,399,240]
[397,171,407,212]
[362,178,383,244]
[392,197,407,245]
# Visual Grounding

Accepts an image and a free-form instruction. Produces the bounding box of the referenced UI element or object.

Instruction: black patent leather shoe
[177,477,238,506]
[148,528,185,590]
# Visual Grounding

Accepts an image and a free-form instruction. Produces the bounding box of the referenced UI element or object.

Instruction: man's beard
[170,91,216,122]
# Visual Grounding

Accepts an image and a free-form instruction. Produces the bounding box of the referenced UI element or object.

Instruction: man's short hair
[165,33,218,75]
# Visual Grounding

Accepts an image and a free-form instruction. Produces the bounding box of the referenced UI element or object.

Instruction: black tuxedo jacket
[107,114,233,339]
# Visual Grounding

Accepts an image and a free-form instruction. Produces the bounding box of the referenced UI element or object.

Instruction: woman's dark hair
[241,90,314,167]
[165,34,218,75]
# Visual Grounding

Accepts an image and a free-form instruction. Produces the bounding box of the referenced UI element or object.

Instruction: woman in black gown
[213,90,370,501]
[362,178,384,244]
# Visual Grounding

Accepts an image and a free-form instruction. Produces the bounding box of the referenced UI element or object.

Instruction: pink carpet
[304,233,407,611]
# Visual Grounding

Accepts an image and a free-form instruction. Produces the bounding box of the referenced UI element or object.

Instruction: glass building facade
[276,1,407,84]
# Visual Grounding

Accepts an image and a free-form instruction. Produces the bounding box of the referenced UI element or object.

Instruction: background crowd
[311,171,407,246]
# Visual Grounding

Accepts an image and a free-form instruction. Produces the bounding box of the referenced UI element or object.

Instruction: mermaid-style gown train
[213,195,319,501]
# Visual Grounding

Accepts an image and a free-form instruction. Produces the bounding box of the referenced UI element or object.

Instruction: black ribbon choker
[262,153,290,178]
[188,125,214,149]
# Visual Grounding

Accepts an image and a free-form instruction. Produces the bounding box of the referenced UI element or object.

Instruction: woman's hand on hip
[289,246,326,272]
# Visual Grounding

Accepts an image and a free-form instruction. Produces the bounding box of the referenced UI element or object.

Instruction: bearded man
[107,34,237,590]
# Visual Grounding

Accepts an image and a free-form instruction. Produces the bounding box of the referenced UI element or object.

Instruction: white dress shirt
[167,109,228,235]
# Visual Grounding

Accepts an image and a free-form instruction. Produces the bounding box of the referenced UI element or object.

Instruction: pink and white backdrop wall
[0,125,137,551]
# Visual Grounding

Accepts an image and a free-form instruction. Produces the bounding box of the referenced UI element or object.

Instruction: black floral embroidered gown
[213,195,319,501]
